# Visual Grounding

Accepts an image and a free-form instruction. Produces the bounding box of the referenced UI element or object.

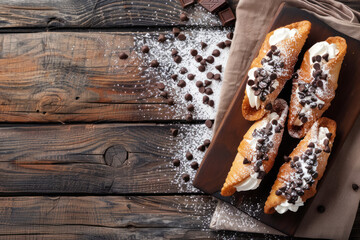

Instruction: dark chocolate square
[199,0,228,14]
[179,0,195,8]
[218,7,235,26]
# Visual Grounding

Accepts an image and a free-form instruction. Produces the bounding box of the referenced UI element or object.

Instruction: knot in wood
[37,94,62,113]
[47,17,65,28]
[104,145,128,167]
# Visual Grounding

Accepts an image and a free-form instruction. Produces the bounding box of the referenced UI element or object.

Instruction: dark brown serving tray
[193,3,360,236]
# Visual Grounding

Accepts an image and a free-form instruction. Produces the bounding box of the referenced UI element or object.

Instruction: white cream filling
[246,67,261,109]
[269,28,298,46]
[309,41,339,61]
[275,197,304,214]
[318,127,330,145]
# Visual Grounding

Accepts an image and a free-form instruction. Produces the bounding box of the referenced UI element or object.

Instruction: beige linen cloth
[211,0,360,239]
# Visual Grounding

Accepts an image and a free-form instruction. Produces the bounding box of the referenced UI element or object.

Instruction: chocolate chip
[352,183,359,192]
[247,80,254,86]
[271,119,278,126]
[317,80,323,88]
[214,74,221,81]
[305,149,313,155]
[119,52,128,59]
[312,172,318,179]
[186,151,193,160]
[178,33,186,41]
[275,126,281,133]
[225,40,231,47]
[270,45,277,52]
[270,73,277,80]
[317,205,325,213]
[199,86,205,93]
[150,60,159,67]
[172,27,180,36]
[217,41,226,49]
[326,133,332,139]
[275,190,282,196]
[205,88,213,95]
[209,100,214,107]
[185,113,193,122]
[171,49,178,56]
[322,53,329,62]
[171,74,178,81]
[203,95,209,104]
[197,145,205,152]
[227,32,233,40]
[180,13,189,22]
[308,142,315,148]
[172,159,180,167]
[167,98,174,105]
[160,91,168,98]
[195,81,203,88]
[315,55,322,62]
[315,148,322,154]
[204,80,212,87]
[185,93,192,101]
[324,146,331,153]
[204,139,211,147]
[266,51,273,58]
[200,59,207,66]
[323,139,329,146]
[141,45,150,53]
[205,119,213,128]
[255,160,262,167]
[177,80,186,88]
[206,56,214,64]
[279,62,285,68]
[212,49,220,57]
[158,34,166,42]
[200,41,208,49]
[264,103,272,110]
[301,116,308,124]
[207,72,214,79]
[243,158,250,164]
[293,156,299,162]
[173,55,182,63]
[257,171,266,179]
[190,49,198,56]
[195,55,203,62]
[318,104,324,110]
[198,65,206,72]
[187,104,194,112]
[215,65,222,72]
[180,67,188,74]
[313,63,320,70]
[182,173,190,182]
[187,74,195,80]
[190,161,199,170]
[170,128,178,137]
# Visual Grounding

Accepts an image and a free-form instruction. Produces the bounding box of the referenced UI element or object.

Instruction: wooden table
[0,0,358,239]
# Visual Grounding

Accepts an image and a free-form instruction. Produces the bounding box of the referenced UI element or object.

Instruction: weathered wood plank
[0,123,211,194]
[0,0,237,29]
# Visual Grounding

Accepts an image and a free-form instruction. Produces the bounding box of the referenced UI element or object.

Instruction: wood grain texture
[0,0,237,29]
[0,123,205,194]
[0,32,191,123]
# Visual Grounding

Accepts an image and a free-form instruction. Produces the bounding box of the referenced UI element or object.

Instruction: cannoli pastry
[242,21,311,121]
[264,117,336,214]
[221,99,288,196]
[288,37,346,138]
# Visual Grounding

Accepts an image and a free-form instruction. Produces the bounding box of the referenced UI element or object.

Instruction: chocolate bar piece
[218,7,235,26]
[179,0,195,8]
[199,0,228,14]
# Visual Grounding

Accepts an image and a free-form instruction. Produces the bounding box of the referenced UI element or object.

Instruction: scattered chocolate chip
[205,88,213,95]
[227,32,233,40]
[196,81,203,88]
[212,49,220,57]
[326,133,332,139]
[308,142,315,148]
[203,95,209,104]
[197,144,205,152]
[217,42,226,49]
[206,56,214,64]
[178,33,187,41]
[324,146,331,153]
[177,80,186,88]
[204,80,212,87]
[205,72,214,80]
[119,52,128,59]
[180,13,189,21]
[275,190,282,196]
[205,119,213,128]
[323,139,329,146]
[157,83,165,91]
[352,183,359,192]
[315,55,322,62]
[215,65,222,72]
[257,171,266,179]
[293,156,299,162]
[172,27,180,36]
[284,156,291,162]
[172,49,178,56]
[198,65,206,72]
[225,40,231,47]
[182,173,190,182]
[318,104,324,110]
[170,128,178,137]
[160,91,168,98]
[274,126,281,133]
[209,100,214,107]
[186,151,193,160]
[270,45,277,52]
[167,98,174,105]
[204,139,211,147]
[173,55,182,63]
[243,158,250,164]
[190,49,198,56]
[200,59,207,65]
[218,7,236,26]
[265,103,272,110]
[171,74,178,81]
[187,104,194,112]
[322,53,329,62]
[185,93,193,101]
[158,34,167,42]
[187,74,195,80]
[199,86,205,93]
[180,67,188,74]
[195,55,203,62]
[271,119,278,125]
[172,159,180,167]
[200,41,208,49]
[214,74,221,81]
[141,45,149,53]
[190,161,199,170]
[185,113,193,122]
[317,205,325,213]
[150,60,159,67]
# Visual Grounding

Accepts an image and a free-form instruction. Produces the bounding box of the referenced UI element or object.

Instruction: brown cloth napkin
[211,0,360,239]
